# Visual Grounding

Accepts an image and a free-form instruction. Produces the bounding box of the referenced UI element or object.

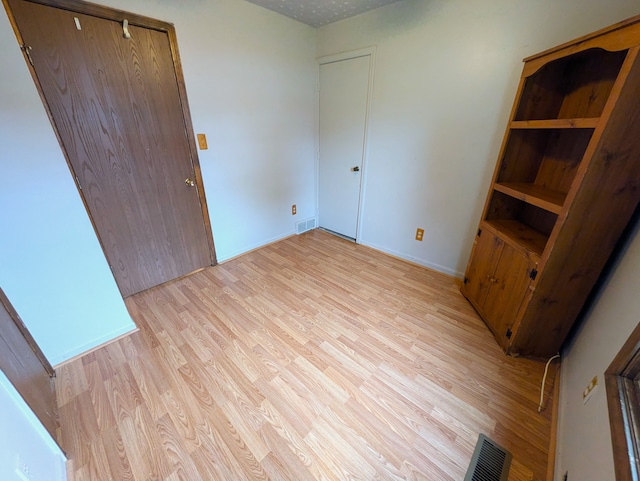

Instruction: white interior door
[318,55,371,240]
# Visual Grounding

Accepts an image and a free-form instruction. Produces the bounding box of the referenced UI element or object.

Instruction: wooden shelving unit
[510,118,600,129]
[461,17,640,358]
[493,183,565,214]
[483,219,549,257]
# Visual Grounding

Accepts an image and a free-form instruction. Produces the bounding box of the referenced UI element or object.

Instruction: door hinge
[75,175,82,190]
[505,328,512,339]
[463,276,469,285]
[477,228,482,237]
[529,268,538,280]
[21,45,34,66]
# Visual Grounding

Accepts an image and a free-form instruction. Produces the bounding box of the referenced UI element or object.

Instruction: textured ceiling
[245,0,403,27]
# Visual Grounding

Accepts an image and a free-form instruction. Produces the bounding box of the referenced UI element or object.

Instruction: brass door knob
[185,178,195,187]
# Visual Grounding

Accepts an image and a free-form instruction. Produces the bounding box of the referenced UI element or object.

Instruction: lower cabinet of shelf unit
[461,228,537,351]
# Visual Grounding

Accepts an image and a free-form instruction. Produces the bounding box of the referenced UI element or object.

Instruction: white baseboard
[50,322,137,367]
[359,240,464,278]
[217,231,296,263]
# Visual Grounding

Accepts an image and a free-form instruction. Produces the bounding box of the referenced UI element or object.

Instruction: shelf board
[510,118,599,129]
[484,219,548,257]
[493,183,566,214]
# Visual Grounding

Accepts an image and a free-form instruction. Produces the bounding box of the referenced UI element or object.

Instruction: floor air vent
[464,434,512,481]
[296,218,317,234]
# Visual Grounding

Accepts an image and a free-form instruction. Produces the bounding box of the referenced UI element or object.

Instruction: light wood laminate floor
[57,229,554,481]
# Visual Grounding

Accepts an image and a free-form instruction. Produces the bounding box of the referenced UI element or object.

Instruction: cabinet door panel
[483,243,535,344]
[463,230,504,308]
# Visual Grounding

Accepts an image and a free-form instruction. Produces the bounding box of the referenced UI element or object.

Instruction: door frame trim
[0,288,54,377]
[3,0,217,294]
[605,320,640,481]
[0,287,60,445]
[316,46,376,243]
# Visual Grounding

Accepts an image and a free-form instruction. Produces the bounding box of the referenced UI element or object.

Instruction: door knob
[352,166,360,172]
[185,178,195,187]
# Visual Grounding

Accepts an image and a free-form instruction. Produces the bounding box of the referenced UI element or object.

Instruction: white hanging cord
[538,353,560,413]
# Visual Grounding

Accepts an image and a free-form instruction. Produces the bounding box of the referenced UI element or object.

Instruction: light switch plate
[197,133,208,150]
[583,375,598,404]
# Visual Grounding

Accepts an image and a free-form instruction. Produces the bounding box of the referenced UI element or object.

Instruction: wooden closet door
[8,0,214,296]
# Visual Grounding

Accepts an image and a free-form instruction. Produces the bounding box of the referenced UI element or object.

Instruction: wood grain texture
[7,0,214,296]
[483,220,546,258]
[533,129,592,195]
[56,230,554,481]
[6,0,173,32]
[523,16,640,76]
[513,47,640,357]
[497,129,591,197]
[0,287,58,440]
[493,183,565,215]
[464,20,640,359]
[461,230,535,350]
[556,50,627,119]
[514,49,626,121]
[482,241,535,347]
[461,229,504,308]
[485,191,557,257]
[510,119,599,129]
